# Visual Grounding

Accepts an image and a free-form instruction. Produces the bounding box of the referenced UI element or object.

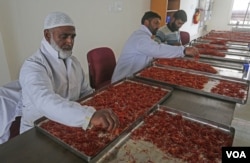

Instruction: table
[0,128,87,163]
[0,89,239,163]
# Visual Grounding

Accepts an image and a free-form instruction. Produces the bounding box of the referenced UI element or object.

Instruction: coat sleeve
[79,68,94,98]
[0,97,16,144]
[137,34,185,58]
[19,60,95,130]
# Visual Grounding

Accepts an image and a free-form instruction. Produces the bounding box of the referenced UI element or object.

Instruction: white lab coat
[19,38,95,133]
[0,80,22,144]
[111,25,185,83]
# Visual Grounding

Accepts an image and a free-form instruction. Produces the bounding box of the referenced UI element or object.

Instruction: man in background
[19,12,119,133]
[155,10,187,45]
[111,11,199,83]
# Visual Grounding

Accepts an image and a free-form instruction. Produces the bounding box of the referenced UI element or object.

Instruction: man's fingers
[108,109,120,126]
[105,109,119,131]
[90,109,120,132]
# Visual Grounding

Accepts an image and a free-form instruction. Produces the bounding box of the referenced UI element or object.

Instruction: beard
[171,21,179,31]
[148,26,158,35]
[50,37,72,59]
[172,23,179,31]
[151,28,158,35]
[168,21,179,32]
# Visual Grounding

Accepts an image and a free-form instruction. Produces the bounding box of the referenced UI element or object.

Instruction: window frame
[229,0,250,27]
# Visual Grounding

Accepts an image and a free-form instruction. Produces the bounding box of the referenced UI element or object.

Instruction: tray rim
[153,58,245,81]
[134,65,249,104]
[77,78,174,104]
[156,105,235,136]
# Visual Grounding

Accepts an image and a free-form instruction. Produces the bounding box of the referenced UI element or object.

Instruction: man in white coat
[19,12,119,133]
[111,11,199,83]
[0,80,21,144]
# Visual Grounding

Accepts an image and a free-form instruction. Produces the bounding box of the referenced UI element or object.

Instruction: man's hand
[184,47,200,59]
[90,109,119,132]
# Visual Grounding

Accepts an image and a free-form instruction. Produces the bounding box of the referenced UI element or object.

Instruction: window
[230,0,250,26]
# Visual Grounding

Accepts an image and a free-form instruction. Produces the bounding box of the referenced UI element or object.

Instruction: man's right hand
[184,46,200,59]
[89,109,120,132]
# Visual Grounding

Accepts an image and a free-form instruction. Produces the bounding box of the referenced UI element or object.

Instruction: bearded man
[19,12,119,133]
[111,11,199,83]
[155,10,187,46]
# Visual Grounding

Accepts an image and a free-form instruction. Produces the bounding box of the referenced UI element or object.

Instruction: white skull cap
[44,12,74,29]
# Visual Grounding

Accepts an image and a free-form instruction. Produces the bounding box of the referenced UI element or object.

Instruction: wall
[180,0,235,38]
[206,0,234,31]
[0,32,11,86]
[0,0,202,86]
[0,0,151,83]
[180,0,200,40]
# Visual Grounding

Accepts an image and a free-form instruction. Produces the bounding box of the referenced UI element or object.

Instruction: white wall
[206,0,234,31]
[0,32,11,86]
[0,0,151,81]
[0,0,202,84]
[180,0,200,40]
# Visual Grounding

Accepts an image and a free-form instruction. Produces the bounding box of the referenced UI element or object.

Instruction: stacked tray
[134,65,249,104]
[97,106,235,163]
[153,58,245,80]
[35,78,173,162]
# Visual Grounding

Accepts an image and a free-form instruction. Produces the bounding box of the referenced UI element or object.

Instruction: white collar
[140,25,152,36]
[40,37,60,60]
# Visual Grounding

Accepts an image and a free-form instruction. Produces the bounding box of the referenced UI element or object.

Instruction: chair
[0,80,22,144]
[87,47,116,90]
[180,31,190,45]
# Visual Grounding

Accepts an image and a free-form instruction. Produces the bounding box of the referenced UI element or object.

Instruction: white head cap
[44,12,74,30]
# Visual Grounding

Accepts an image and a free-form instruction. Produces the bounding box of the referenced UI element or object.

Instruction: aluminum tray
[134,65,249,104]
[192,40,250,57]
[188,50,249,64]
[34,117,140,163]
[188,42,250,64]
[97,105,235,163]
[195,38,250,51]
[196,37,250,45]
[153,58,245,80]
[78,78,174,109]
[158,105,235,135]
[190,57,243,71]
[35,78,173,162]
[201,31,250,45]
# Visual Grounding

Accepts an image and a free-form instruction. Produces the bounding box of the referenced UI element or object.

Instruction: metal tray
[35,78,173,162]
[34,117,140,163]
[78,78,174,110]
[153,58,245,80]
[134,65,249,104]
[201,31,250,45]
[191,57,243,71]
[157,105,235,136]
[97,105,235,163]
[188,42,250,64]
[195,38,250,51]
[192,40,250,57]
